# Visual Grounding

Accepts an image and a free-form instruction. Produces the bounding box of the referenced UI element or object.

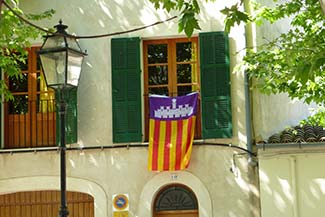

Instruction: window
[111,32,232,143]
[3,47,78,148]
[143,38,201,140]
[154,184,198,217]
[7,48,55,115]
[4,47,56,148]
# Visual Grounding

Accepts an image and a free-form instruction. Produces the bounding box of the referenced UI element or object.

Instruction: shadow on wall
[259,155,325,217]
[228,37,246,146]
[20,1,243,147]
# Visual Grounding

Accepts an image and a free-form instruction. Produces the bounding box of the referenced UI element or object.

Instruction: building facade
[0,0,316,217]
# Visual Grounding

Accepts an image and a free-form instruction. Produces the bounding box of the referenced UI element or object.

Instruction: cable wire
[3,0,53,34]
[2,1,178,39]
[195,142,257,157]
[73,16,177,39]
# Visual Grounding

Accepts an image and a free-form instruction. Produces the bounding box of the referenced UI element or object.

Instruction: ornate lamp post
[38,20,87,217]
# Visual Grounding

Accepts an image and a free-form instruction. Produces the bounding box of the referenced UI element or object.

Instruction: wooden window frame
[4,47,56,148]
[143,37,201,141]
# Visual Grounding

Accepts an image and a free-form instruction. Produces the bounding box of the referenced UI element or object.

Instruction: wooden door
[156,210,198,217]
[0,190,94,217]
[153,185,199,217]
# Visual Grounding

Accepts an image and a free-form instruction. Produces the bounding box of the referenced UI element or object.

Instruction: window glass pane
[9,95,28,114]
[149,87,168,96]
[177,64,192,83]
[178,86,192,96]
[148,44,167,64]
[37,72,41,91]
[149,66,168,85]
[155,185,198,211]
[18,59,28,71]
[37,55,42,70]
[176,42,192,62]
[9,73,28,92]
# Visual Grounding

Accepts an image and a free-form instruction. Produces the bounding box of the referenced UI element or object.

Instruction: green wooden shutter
[56,87,78,145]
[0,68,1,147]
[111,37,142,143]
[199,32,232,138]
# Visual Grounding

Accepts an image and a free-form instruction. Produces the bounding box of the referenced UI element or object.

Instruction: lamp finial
[54,19,68,34]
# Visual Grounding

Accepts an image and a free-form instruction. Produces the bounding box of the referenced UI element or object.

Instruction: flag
[148,92,198,171]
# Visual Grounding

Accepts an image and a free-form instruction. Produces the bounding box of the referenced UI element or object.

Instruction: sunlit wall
[1,0,316,217]
[2,1,258,217]
[20,0,248,146]
[259,146,325,217]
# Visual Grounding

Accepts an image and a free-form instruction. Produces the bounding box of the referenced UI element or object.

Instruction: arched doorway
[0,190,94,217]
[153,184,199,217]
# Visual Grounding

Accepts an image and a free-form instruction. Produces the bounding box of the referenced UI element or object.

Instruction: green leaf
[0,3,55,100]
[179,10,200,37]
[192,0,200,13]
[296,63,311,84]
[221,4,251,32]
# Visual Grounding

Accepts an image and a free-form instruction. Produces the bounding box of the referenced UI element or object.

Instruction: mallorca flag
[148,92,198,171]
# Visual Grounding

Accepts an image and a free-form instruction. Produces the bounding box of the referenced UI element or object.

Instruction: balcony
[4,99,57,149]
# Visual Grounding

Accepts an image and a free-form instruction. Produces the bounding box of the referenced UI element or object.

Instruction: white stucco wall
[19,0,315,145]
[0,146,255,217]
[19,0,248,147]
[3,2,257,217]
[258,146,325,217]
[3,2,258,214]
[3,1,317,217]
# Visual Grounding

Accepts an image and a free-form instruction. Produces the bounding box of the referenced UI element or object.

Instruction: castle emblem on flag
[154,98,194,119]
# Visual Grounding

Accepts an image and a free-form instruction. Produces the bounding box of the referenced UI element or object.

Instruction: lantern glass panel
[39,51,67,88]
[66,37,82,51]
[67,50,84,87]
[42,35,66,49]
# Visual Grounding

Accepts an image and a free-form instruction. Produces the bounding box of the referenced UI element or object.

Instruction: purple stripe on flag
[149,92,198,121]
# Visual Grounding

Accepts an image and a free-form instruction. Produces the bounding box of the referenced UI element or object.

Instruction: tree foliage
[150,0,201,36]
[0,0,54,101]
[300,107,325,127]
[2,0,325,109]
[149,0,251,37]
[244,0,325,105]
[152,0,325,107]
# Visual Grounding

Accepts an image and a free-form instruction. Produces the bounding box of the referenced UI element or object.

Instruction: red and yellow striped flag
[148,93,198,171]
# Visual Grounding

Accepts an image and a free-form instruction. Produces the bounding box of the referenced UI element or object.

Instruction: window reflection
[149,87,168,96]
[9,73,28,92]
[176,42,192,62]
[177,64,192,83]
[18,59,28,71]
[9,95,28,114]
[178,86,192,96]
[149,66,168,85]
[148,44,167,64]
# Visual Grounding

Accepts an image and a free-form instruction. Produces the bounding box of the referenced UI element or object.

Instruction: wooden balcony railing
[4,99,57,149]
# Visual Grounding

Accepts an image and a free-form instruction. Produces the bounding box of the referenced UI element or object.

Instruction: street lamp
[38,20,87,217]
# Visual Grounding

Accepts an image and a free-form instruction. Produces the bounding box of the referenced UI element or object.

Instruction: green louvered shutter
[56,87,78,145]
[199,32,232,138]
[111,37,142,143]
[0,68,1,146]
